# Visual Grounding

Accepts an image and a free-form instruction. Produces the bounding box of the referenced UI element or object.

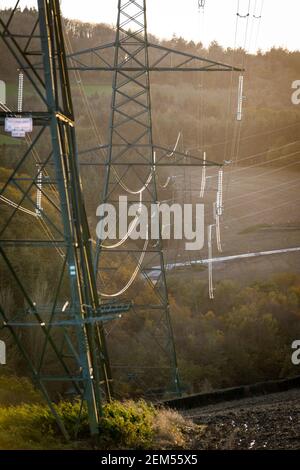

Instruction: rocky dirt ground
[183,389,300,450]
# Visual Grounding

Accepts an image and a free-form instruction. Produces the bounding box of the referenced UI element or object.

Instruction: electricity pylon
[68,0,241,397]
[0,0,131,438]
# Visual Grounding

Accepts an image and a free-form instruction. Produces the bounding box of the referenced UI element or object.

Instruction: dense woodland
[1,8,300,398]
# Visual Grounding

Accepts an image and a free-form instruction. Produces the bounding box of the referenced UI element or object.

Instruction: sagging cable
[237,12,250,18]
[99,237,149,298]
[160,176,172,189]
[114,151,156,195]
[0,195,37,217]
[166,132,182,157]
[101,193,143,249]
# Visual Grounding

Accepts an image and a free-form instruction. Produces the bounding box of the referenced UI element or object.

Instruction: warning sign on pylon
[4,117,33,138]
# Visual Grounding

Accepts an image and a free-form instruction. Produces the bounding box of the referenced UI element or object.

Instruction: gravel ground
[184,389,300,450]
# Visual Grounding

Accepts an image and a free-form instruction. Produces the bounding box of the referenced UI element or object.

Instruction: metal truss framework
[67,33,241,73]
[0,0,242,437]
[67,0,241,397]
[0,0,131,438]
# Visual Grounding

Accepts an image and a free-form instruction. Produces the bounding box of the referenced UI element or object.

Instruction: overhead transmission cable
[0,194,37,217]
[208,146,300,181]
[221,0,254,236]
[226,195,300,224]
[230,0,251,165]
[226,175,300,206]
[188,120,300,153]
[166,132,182,157]
[197,1,206,199]
[211,0,241,270]
[64,26,156,197]
[64,27,161,198]
[100,192,143,249]
[254,0,264,51]
[0,96,59,201]
[63,22,163,296]
[204,0,251,297]
[226,175,300,212]
[223,0,240,173]
[99,238,149,298]
[195,1,221,292]
[0,102,64,257]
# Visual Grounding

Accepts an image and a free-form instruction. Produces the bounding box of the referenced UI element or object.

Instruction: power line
[228,159,300,184]
[226,195,300,224]
[226,175,300,205]
[226,174,300,212]
[186,120,300,152]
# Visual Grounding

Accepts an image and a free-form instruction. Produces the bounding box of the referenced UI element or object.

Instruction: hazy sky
[1,0,300,52]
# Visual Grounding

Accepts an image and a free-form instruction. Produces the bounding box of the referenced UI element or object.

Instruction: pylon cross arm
[65,42,243,72]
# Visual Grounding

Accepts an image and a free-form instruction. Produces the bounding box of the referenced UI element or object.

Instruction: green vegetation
[0,375,42,407]
[169,273,300,392]
[1,9,300,447]
[0,400,155,450]
[2,273,299,399]
[0,375,196,450]
[0,134,21,146]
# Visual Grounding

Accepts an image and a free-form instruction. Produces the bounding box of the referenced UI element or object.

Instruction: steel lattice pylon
[94,0,181,397]
[0,0,242,429]
[0,0,125,438]
[69,0,240,398]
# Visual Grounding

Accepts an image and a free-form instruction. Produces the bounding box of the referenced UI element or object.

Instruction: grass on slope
[0,375,200,450]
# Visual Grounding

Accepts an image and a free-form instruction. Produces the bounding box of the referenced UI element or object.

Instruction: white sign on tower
[5,117,33,138]
[0,340,6,365]
[0,80,6,105]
